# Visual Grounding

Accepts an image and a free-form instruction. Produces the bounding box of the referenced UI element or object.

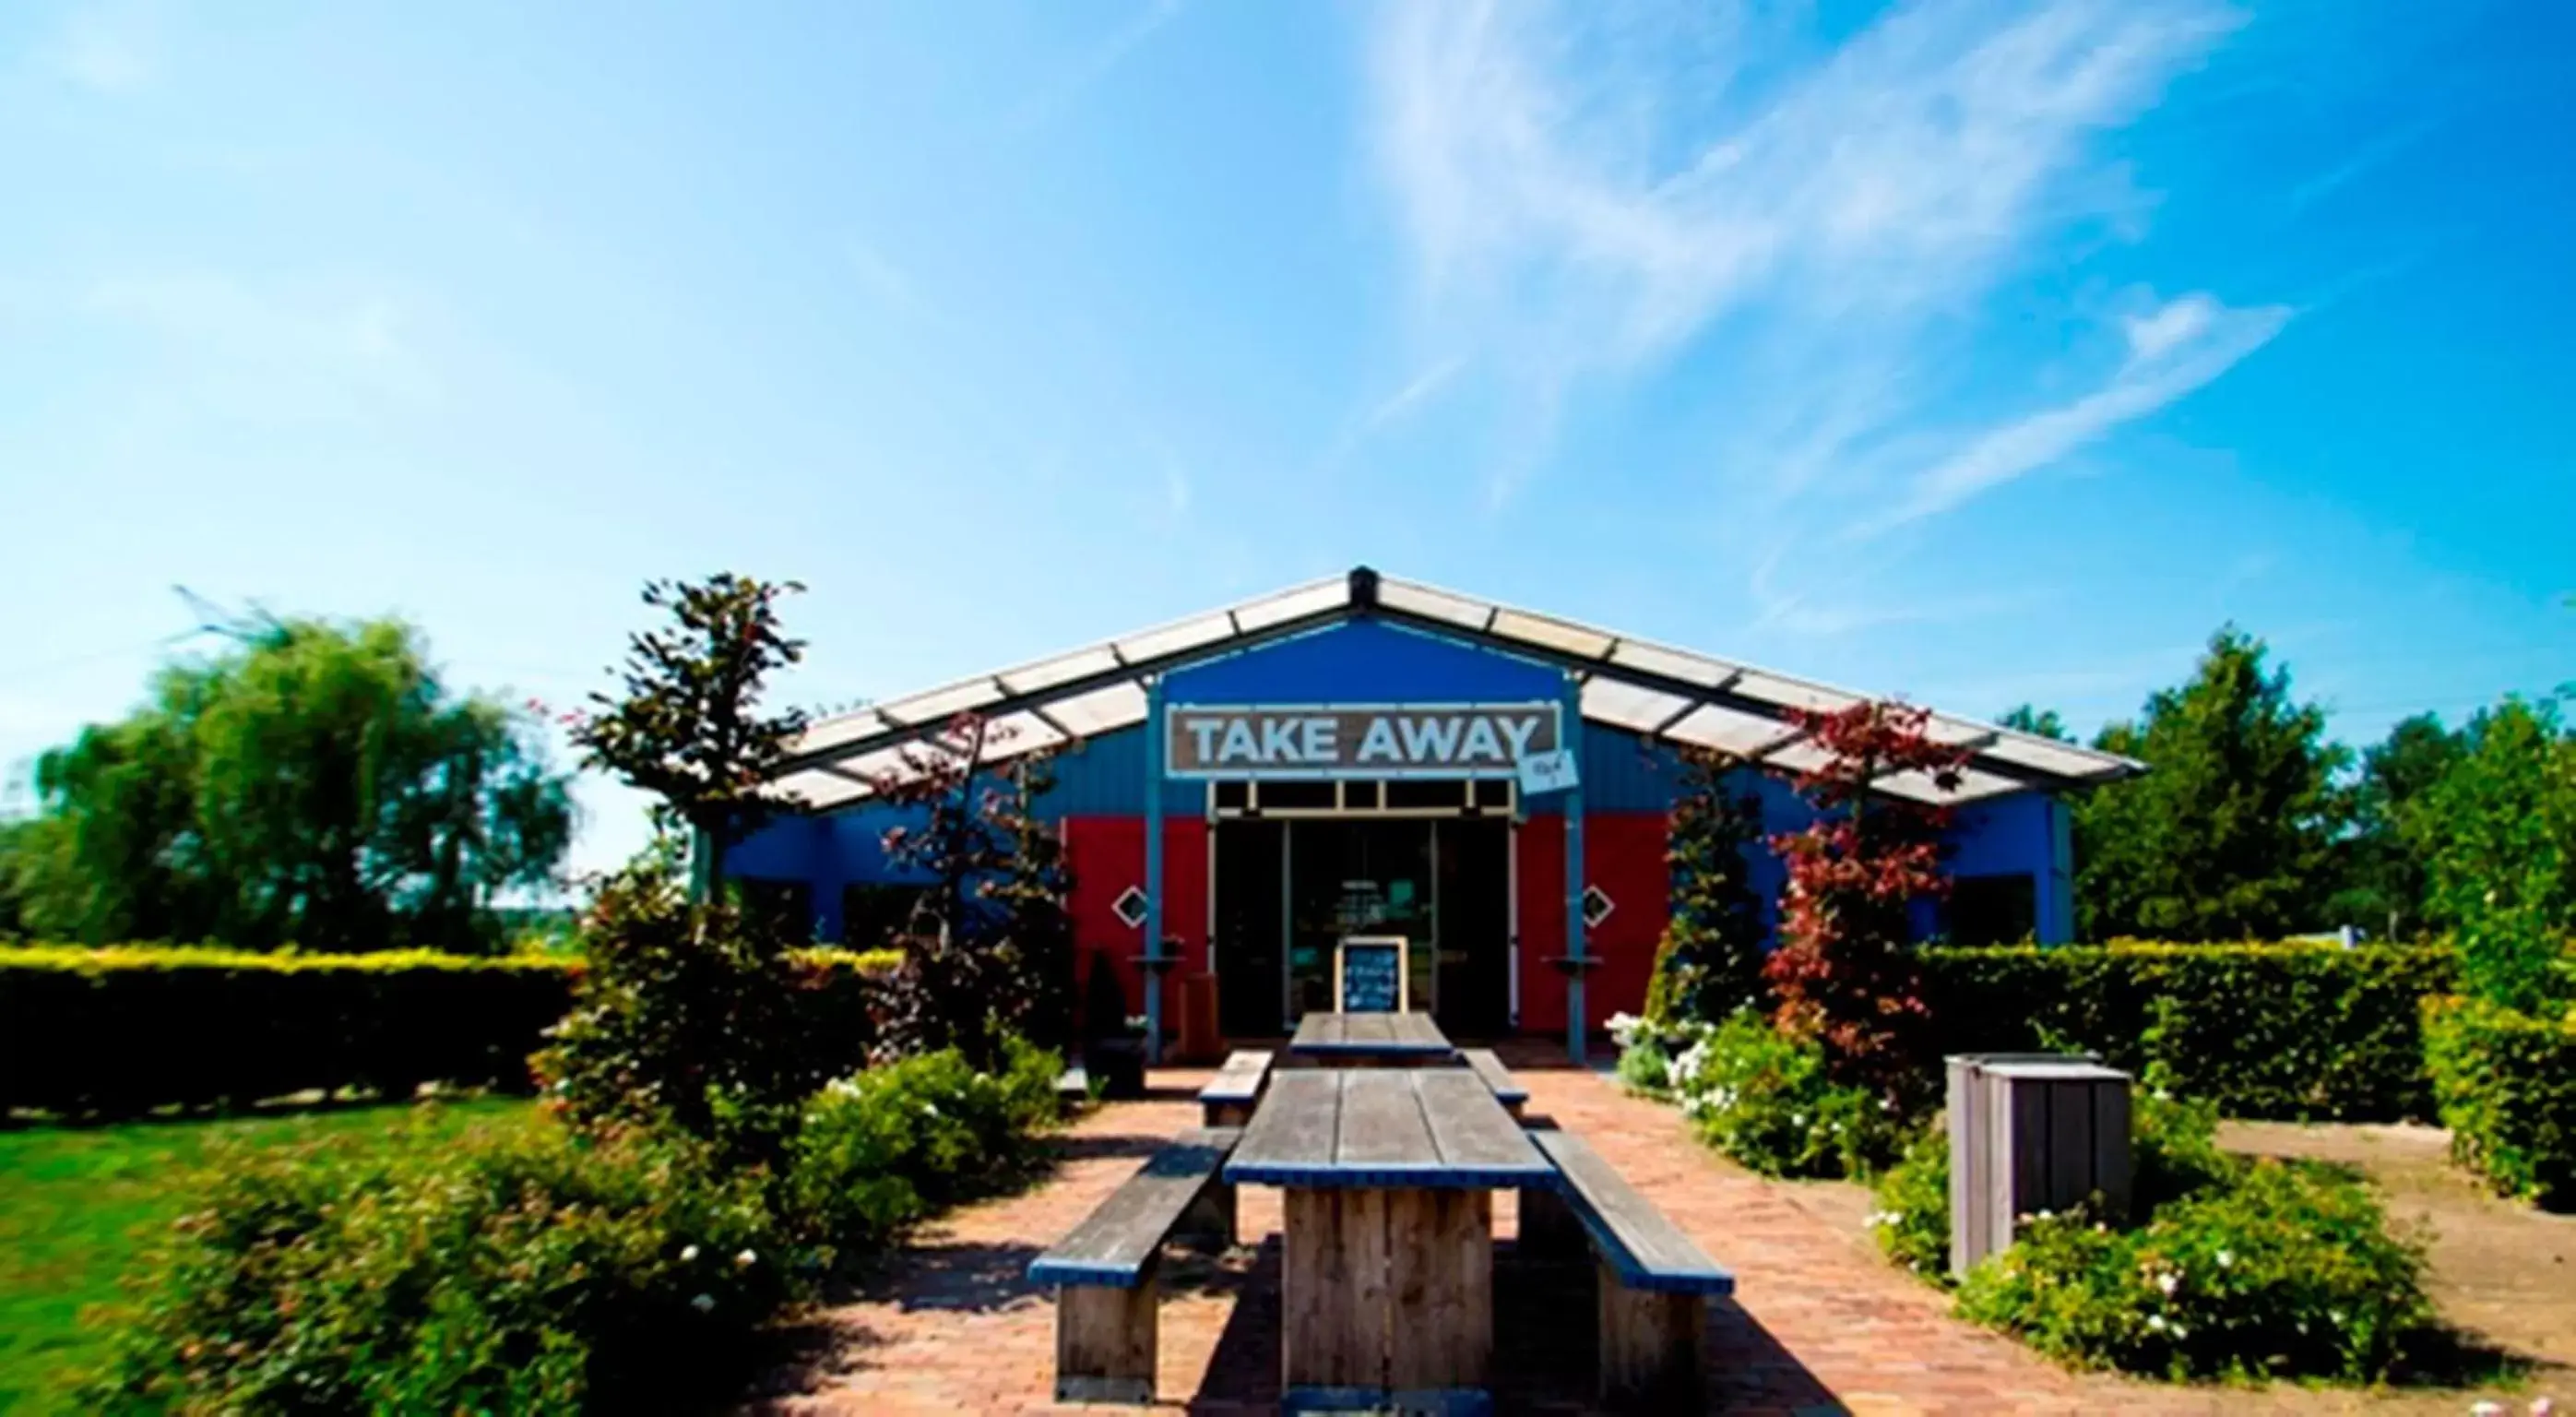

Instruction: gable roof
[769,566,2142,810]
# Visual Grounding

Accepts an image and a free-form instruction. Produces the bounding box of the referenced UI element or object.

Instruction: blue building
[730,568,2138,1056]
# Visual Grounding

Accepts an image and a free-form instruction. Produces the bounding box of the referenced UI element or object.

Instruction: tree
[539,578,852,1163]
[1998,704,2072,742]
[2329,713,2464,940]
[2405,697,2576,1012]
[1763,701,1967,1101]
[15,619,571,950]
[572,575,810,887]
[869,714,1075,1067]
[2074,627,2351,940]
[1643,748,1769,1026]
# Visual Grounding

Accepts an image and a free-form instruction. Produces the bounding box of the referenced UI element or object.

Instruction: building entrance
[1211,814,1510,1038]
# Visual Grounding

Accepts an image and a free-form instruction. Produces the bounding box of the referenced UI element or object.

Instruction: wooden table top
[1223,1068,1555,1190]
[1288,1010,1457,1059]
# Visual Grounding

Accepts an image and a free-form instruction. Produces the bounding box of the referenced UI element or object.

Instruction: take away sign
[1165,703,1561,780]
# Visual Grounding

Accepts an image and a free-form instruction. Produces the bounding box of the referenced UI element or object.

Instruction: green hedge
[0,946,897,1119]
[2422,995,2576,1210]
[1922,942,2457,1122]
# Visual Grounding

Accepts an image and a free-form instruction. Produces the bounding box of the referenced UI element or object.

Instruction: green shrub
[1668,1010,1904,1179]
[1870,1125,1953,1280]
[0,944,887,1121]
[1870,1081,2235,1283]
[83,1110,789,1415]
[1922,942,2456,1121]
[2422,994,2576,1209]
[0,946,571,1118]
[782,1039,1065,1263]
[1955,1159,2432,1382]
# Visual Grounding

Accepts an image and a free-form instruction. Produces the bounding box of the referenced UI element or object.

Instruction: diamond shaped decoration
[1582,885,1616,929]
[1111,886,1150,929]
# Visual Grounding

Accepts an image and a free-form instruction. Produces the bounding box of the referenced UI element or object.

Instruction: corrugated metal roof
[772,567,2143,810]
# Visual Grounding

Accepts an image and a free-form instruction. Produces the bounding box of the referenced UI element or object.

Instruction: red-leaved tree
[1763,701,1969,1101]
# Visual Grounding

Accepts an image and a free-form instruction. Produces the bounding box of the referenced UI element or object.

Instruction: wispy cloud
[2283,117,2439,218]
[1008,0,1186,129]
[1357,356,1465,436]
[1364,0,2274,547]
[43,3,157,94]
[1860,291,2290,535]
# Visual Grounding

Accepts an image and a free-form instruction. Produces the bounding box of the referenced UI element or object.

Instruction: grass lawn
[0,1099,535,1414]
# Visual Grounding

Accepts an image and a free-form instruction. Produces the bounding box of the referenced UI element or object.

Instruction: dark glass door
[1433,817,1511,1037]
[1285,818,1434,1024]
[1213,819,1284,1037]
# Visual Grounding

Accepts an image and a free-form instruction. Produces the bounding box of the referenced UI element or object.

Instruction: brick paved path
[755,1053,2287,1415]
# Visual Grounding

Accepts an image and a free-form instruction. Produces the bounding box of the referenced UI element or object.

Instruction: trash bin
[1177,973,1219,1064]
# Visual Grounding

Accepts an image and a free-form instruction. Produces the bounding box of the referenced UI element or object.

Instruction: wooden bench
[1460,1047,1527,1119]
[1026,1126,1241,1403]
[1525,1129,1735,1411]
[1196,1049,1275,1125]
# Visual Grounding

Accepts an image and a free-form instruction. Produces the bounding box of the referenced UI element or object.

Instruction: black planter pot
[1082,1036,1147,1100]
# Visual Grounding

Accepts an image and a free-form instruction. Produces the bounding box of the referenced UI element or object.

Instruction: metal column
[1562,681,1587,1065]
[1143,676,1166,1065]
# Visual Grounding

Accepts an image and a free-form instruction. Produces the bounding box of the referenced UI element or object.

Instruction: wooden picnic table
[1224,1067,1554,1410]
[1287,1009,1458,1066]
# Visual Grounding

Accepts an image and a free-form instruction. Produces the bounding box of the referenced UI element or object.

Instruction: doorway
[1211,813,1510,1038]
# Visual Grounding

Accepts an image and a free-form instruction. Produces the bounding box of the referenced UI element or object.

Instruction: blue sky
[2,0,2570,875]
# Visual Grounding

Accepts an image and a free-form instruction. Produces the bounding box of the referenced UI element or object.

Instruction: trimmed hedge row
[0,946,897,1119]
[2422,994,2576,1210]
[1922,942,2458,1122]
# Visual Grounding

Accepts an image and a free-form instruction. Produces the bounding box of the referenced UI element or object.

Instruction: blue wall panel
[1165,619,1564,704]
[1035,725,1200,817]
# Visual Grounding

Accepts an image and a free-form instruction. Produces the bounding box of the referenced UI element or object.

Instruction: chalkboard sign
[1334,935,1409,1014]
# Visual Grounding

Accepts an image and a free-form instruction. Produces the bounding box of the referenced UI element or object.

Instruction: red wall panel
[1515,817,1566,1031]
[1583,813,1670,1026]
[1061,816,1208,1031]
[1514,812,1669,1036]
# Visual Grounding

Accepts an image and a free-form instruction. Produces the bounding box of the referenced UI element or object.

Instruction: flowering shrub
[84,1109,789,1414]
[1953,1159,2431,1382]
[1657,1009,1904,1179]
[1608,1010,1676,1095]
[782,1039,1065,1263]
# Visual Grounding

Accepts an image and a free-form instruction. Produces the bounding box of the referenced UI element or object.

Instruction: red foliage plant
[1763,701,1969,1100]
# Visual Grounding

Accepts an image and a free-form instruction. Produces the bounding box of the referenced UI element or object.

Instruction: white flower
[2329,1308,2345,1325]
[2146,1314,2166,1332]
[921,1101,940,1117]
[680,1244,701,1263]
[2155,1271,2179,1297]
[2215,1249,2233,1268]
[734,1248,758,1268]
[2169,1324,2187,1340]
[690,1293,715,1314]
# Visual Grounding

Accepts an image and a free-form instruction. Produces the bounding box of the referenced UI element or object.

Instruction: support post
[1563,683,1587,1066]
[1143,676,1167,1065]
